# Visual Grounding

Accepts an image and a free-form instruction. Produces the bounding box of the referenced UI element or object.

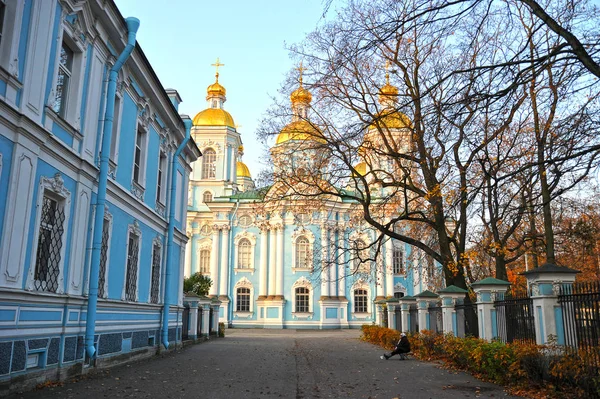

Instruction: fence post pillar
[438,285,469,336]
[200,300,211,338]
[386,298,399,329]
[375,299,386,327]
[522,263,579,345]
[414,290,439,332]
[211,298,221,335]
[398,296,416,333]
[185,297,199,340]
[472,278,511,342]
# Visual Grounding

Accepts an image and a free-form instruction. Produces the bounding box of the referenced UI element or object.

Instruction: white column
[259,226,268,297]
[185,233,192,278]
[376,261,384,298]
[276,224,284,297]
[321,225,329,297]
[189,304,199,339]
[337,228,345,298]
[209,227,219,296]
[219,226,229,296]
[230,146,236,183]
[328,229,336,296]
[269,228,276,296]
[385,239,394,297]
[201,305,210,337]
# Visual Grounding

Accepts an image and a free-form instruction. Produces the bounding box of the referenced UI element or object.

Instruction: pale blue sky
[114,0,331,177]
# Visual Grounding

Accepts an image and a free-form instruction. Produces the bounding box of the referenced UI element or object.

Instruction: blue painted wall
[0,136,14,244]
[115,93,137,185]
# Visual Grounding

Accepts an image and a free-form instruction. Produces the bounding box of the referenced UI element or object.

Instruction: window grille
[295,287,309,313]
[98,219,110,298]
[199,249,210,273]
[296,236,309,268]
[52,42,73,116]
[202,148,216,179]
[354,289,368,313]
[238,239,251,268]
[236,287,250,312]
[34,195,66,292]
[125,234,139,301]
[203,191,212,203]
[150,244,161,304]
[392,246,404,274]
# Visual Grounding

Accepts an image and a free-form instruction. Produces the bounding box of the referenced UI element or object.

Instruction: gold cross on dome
[296,61,306,85]
[211,57,224,80]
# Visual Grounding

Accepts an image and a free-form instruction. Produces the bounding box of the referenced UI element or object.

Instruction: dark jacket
[396,336,410,352]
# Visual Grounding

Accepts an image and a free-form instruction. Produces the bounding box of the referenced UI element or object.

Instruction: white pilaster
[385,239,394,297]
[259,226,268,297]
[269,228,276,296]
[321,225,329,297]
[328,228,336,296]
[276,224,284,297]
[209,227,219,296]
[219,226,229,296]
[337,228,345,298]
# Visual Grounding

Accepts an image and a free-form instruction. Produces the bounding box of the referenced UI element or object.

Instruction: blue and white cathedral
[185,68,434,329]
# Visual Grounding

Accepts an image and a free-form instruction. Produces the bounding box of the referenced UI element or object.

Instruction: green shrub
[218,322,225,337]
[183,273,212,296]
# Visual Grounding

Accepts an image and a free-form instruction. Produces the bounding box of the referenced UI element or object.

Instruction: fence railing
[428,302,443,334]
[495,293,536,343]
[455,301,479,338]
[558,281,600,370]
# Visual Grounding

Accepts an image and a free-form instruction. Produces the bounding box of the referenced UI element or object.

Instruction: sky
[113,0,333,178]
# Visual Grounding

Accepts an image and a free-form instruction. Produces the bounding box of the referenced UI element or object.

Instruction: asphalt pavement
[7,329,525,399]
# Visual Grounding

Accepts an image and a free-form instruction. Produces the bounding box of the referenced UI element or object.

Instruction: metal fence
[409,304,419,333]
[495,292,536,343]
[558,282,600,369]
[455,301,479,338]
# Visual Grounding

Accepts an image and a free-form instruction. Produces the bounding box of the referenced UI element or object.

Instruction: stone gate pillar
[184,294,200,340]
[398,296,416,333]
[437,285,468,336]
[200,300,211,338]
[386,298,399,329]
[472,277,511,342]
[522,263,579,345]
[414,290,439,332]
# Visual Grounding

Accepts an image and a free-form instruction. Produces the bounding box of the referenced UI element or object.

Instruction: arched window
[354,289,368,313]
[236,287,250,312]
[295,287,310,313]
[295,236,309,268]
[203,191,213,203]
[238,239,251,269]
[202,148,216,179]
[392,246,404,274]
[394,292,405,299]
[199,249,210,273]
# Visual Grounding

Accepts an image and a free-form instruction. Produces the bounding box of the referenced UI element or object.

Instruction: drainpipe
[226,198,240,326]
[85,17,140,359]
[162,116,193,349]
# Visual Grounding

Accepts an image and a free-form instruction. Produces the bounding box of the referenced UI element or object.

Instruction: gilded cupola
[193,58,236,128]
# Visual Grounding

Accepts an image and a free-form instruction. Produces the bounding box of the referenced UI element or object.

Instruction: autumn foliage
[361,325,600,398]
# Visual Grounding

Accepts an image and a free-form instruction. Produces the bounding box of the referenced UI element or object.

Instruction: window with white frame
[238,214,252,227]
[392,246,404,274]
[237,239,251,269]
[236,287,250,312]
[156,151,167,204]
[33,195,66,292]
[52,41,74,118]
[0,0,23,72]
[28,174,71,294]
[202,148,216,179]
[124,230,140,301]
[295,236,309,269]
[291,277,313,315]
[133,125,147,185]
[354,288,368,313]
[203,191,212,203]
[199,249,210,273]
[109,93,122,162]
[295,287,310,313]
[98,217,111,298]
[150,241,161,304]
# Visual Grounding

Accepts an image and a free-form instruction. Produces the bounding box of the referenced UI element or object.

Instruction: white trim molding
[291,227,315,273]
[233,276,254,317]
[291,276,314,319]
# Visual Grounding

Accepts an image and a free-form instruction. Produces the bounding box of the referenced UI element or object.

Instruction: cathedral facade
[185,68,431,329]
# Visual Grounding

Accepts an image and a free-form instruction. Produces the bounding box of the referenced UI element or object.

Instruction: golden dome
[238,145,244,153]
[369,110,412,129]
[353,162,367,177]
[193,108,236,128]
[380,83,399,97]
[237,161,251,178]
[207,81,226,97]
[290,86,312,104]
[276,120,325,145]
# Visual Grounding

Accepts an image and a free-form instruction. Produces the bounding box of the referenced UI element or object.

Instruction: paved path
[9,329,524,399]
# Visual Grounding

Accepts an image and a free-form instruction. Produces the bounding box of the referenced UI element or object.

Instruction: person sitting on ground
[381,332,410,360]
